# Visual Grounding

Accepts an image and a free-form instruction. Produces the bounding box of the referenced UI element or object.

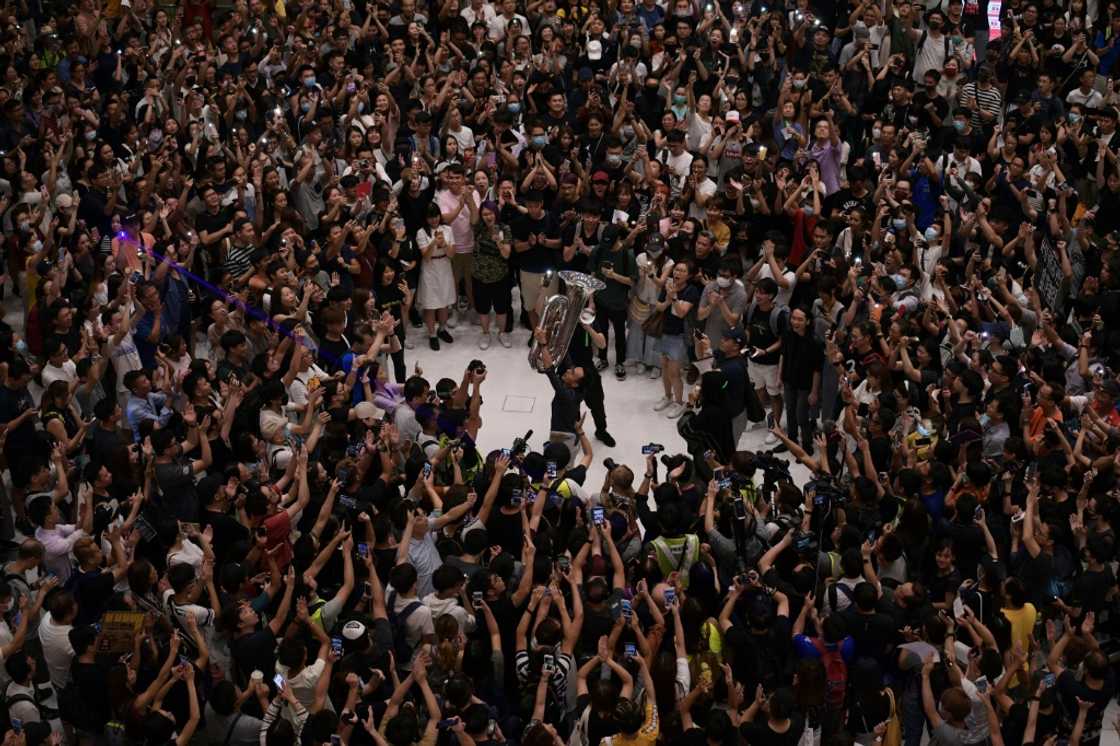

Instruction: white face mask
[716,277,732,288]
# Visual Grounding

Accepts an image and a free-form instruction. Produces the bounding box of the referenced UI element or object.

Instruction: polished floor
[403,309,811,488]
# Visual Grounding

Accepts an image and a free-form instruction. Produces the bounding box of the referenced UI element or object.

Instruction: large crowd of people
[0,0,1120,745]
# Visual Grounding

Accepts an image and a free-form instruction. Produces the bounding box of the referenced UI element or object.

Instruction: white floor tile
[404,319,813,487]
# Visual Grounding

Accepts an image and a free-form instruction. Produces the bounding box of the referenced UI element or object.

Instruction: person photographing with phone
[744,278,789,446]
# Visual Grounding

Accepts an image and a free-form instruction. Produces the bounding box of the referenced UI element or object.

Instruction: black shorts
[473,278,511,315]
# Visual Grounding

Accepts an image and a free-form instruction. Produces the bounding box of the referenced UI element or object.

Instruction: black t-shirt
[661,284,701,337]
[823,187,873,219]
[231,627,278,687]
[88,424,126,466]
[746,303,782,365]
[318,335,353,375]
[486,508,526,559]
[739,714,805,746]
[195,207,235,250]
[202,508,251,567]
[0,384,35,450]
[511,212,561,273]
[154,460,199,523]
[73,568,116,626]
[546,370,583,434]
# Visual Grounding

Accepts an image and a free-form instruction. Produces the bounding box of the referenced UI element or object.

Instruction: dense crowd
[1,0,1120,745]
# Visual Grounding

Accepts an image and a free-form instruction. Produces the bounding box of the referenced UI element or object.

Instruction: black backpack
[0,689,36,734]
[386,591,424,671]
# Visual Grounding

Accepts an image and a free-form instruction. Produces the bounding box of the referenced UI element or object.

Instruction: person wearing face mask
[912,10,951,81]
[697,257,748,349]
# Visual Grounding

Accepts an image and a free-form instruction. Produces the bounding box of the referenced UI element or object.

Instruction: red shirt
[262,510,292,569]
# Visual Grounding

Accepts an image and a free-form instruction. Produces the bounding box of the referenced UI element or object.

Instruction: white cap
[587,40,603,61]
[342,620,367,640]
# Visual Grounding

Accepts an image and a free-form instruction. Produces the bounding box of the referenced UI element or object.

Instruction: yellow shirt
[1002,603,1037,653]
[600,700,658,746]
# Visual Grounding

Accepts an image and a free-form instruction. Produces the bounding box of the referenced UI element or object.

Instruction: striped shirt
[959,82,1002,129]
[222,241,254,279]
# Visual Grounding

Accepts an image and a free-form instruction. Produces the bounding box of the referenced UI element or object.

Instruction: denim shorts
[657,333,689,363]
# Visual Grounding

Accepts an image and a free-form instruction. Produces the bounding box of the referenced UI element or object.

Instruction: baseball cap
[55,193,73,209]
[341,620,367,640]
[587,40,603,60]
[726,110,740,124]
[353,400,384,425]
[726,327,748,345]
[592,170,610,183]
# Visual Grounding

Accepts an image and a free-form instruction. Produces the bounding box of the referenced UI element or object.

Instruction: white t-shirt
[758,264,797,308]
[167,538,205,571]
[38,613,74,690]
[41,360,77,391]
[277,657,332,719]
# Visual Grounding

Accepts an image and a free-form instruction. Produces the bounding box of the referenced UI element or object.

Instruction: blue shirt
[126,392,173,441]
[133,308,173,369]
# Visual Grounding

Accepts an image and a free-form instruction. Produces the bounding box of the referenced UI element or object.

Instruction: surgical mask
[978,413,991,427]
[236,109,248,120]
[30,240,42,253]
[953,120,966,132]
[716,277,732,288]
[673,95,687,105]
[924,227,939,242]
[357,101,365,113]
[951,35,963,45]
[803,206,814,217]
[85,129,97,141]
[18,221,30,232]
[1069,112,1082,124]
[606,154,622,167]
[303,76,317,88]
[13,339,27,354]
[508,102,521,113]
[620,126,634,140]
[531,135,548,149]
[792,78,806,89]
[892,218,907,230]
[872,127,882,140]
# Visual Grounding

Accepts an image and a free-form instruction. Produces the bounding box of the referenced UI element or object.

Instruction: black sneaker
[594,358,608,371]
[438,329,454,343]
[595,430,617,448]
[429,337,440,351]
[615,364,626,380]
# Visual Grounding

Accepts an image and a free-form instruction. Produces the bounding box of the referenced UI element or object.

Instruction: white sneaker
[653,397,673,412]
[667,402,687,419]
[648,367,661,380]
[446,313,457,330]
[497,332,512,348]
[404,338,414,350]
[764,432,779,445]
[479,332,492,350]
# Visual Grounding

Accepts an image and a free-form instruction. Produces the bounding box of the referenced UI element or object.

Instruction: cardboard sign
[96,611,146,655]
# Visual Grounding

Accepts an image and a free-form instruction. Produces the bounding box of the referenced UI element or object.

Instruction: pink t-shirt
[435,189,479,254]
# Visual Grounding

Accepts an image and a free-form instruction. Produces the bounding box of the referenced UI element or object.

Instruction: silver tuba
[528,270,606,372]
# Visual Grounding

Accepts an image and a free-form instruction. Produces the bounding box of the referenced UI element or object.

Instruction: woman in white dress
[416,203,458,350]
